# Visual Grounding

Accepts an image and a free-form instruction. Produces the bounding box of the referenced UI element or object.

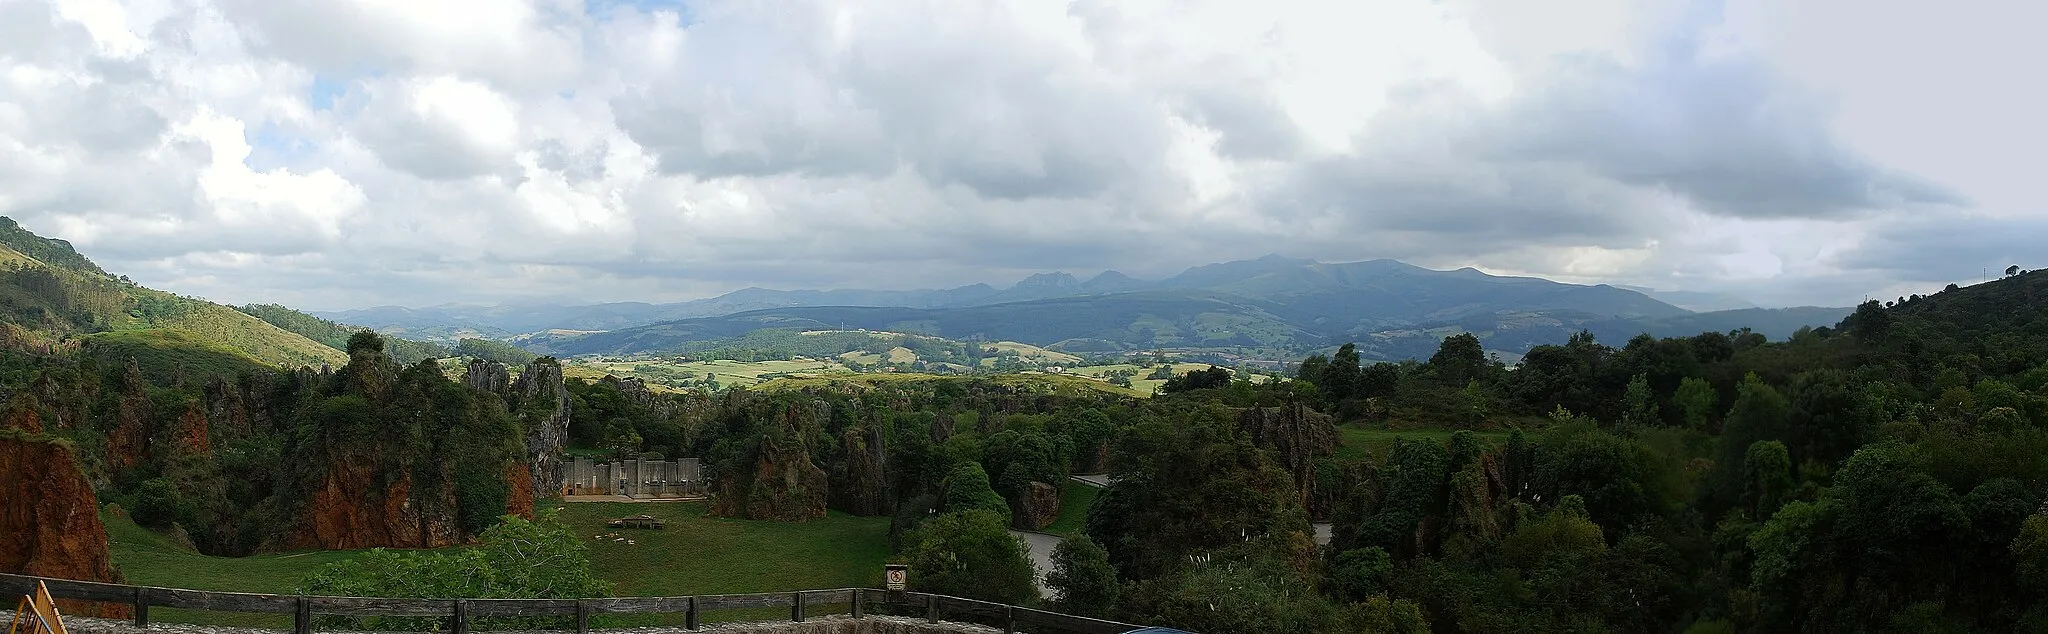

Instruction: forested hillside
[529,270,2047,632]
[0,217,347,370]
[237,304,449,365]
[338,255,1852,363]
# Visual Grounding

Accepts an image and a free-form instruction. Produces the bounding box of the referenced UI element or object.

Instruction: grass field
[102,501,893,626]
[567,358,853,389]
[1040,483,1100,537]
[1335,425,1516,461]
[105,507,390,627]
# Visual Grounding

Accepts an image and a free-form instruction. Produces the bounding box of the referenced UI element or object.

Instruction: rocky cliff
[106,360,152,472]
[713,401,830,521]
[0,433,129,618]
[830,423,889,516]
[1011,481,1060,531]
[1237,398,1337,515]
[295,463,461,550]
[510,358,572,498]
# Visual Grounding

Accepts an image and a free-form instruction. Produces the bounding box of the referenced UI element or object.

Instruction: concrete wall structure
[562,457,705,498]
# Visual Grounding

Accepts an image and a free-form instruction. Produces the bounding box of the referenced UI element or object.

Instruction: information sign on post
[884,564,908,592]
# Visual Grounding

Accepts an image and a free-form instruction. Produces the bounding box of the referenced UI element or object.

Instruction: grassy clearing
[557,502,890,596]
[105,507,391,627]
[102,501,892,627]
[79,329,270,385]
[570,358,851,389]
[982,341,1081,364]
[1335,425,1516,461]
[1040,483,1100,538]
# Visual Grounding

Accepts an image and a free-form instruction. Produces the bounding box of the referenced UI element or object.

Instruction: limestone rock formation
[1237,398,1338,513]
[1011,481,1061,531]
[295,465,461,550]
[462,359,511,395]
[510,358,572,497]
[0,434,130,618]
[931,412,955,444]
[713,401,830,522]
[3,392,42,433]
[505,462,536,520]
[830,423,889,516]
[159,401,211,458]
[460,358,573,498]
[602,375,678,419]
[203,376,252,442]
[107,360,152,472]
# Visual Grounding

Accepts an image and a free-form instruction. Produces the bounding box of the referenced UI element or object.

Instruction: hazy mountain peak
[1081,269,1147,293]
[1012,271,1080,290]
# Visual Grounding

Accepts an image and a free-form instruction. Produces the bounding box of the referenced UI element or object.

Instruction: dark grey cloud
[0,0,2022,312]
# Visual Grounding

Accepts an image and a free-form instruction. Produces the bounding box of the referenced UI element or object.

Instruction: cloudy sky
[1,0,2040,311]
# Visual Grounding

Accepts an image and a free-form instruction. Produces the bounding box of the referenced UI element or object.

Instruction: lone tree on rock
[2008,265,2022,277]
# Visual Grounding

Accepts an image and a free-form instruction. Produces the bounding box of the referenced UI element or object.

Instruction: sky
[0,0,2041,311]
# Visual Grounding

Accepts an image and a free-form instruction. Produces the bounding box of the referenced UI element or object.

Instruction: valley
[4,215,2044,633]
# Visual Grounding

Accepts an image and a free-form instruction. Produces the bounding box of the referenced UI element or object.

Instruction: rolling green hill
[237,303,448,365]
[0,216,349,370]
[528,295,1848,362]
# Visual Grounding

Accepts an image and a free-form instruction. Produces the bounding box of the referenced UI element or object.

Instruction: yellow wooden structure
[8,582,66,634]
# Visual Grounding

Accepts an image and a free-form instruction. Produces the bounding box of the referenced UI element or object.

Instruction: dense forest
[1,331,562,556]
[551,271,2048,632]
[5,203,2045,632]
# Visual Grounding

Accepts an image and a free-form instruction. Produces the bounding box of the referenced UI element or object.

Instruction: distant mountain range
[321,255,1854,362]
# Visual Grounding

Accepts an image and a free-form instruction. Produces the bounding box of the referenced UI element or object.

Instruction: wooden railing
[0,574,1148,634]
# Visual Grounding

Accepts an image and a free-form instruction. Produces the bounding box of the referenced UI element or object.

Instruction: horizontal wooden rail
[0,574,1153,633]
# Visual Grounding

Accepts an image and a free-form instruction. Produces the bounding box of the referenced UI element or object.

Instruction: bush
[297,510,609,631]
[901,510,1038,604]
[1047,536,1119,616]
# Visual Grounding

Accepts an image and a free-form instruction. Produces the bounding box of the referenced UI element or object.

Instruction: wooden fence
[0,574,1147,634]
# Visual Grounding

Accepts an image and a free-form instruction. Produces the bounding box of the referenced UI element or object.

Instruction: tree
[346,329,385,356]
[1743,440,1794,519]
[1162,366,1231,393]
[902,510,1039,604]
[940,463,1012,524]
[2008,265,2022,278]
[1350,595,1429,633]
[1324,344,1362,401]
[1621,373,1658,428]
[1047,536,1120,616]
[1675,377,1718,430]
[298,510,608,631]
[1429,333,1487,386]
[1329,547,1394,601]
[1712,373,1791,511]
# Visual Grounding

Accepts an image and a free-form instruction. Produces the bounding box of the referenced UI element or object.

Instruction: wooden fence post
[925,595,939,624]
[452,600,468,634]
[1004,604,1016,634]
[850,589,863,618]
[575,599,589,634]
[293,597,310,634]
[684,596,698,631]
[132,587,147,626]
[791,591,804,622]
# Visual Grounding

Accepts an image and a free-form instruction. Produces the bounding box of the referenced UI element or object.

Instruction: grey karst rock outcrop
[458,357,572,497]
[1237,397,1338,515]
[713,400,830,522]
[831,423,890,516]
[462,358,512,394]
[602,375,680,419]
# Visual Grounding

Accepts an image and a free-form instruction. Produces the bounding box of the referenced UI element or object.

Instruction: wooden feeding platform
[606,514,665,529]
